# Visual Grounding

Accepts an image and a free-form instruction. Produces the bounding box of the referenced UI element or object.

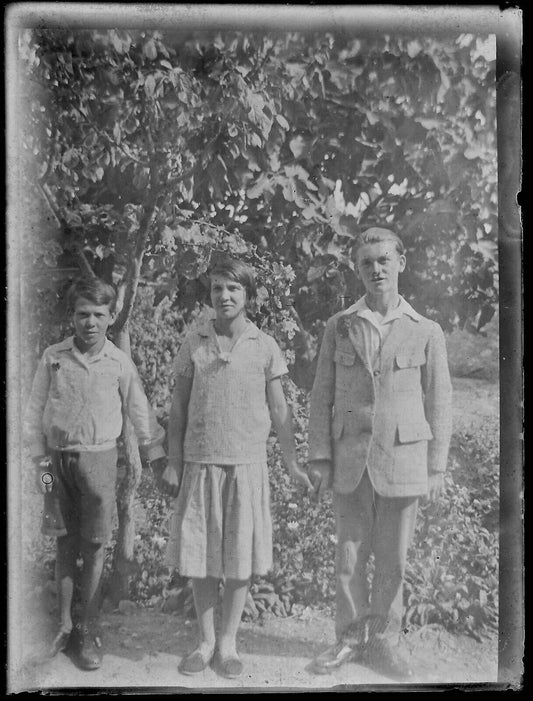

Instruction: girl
[161,256,313,679]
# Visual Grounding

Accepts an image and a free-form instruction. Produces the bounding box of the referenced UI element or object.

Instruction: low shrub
[404,422,499,640]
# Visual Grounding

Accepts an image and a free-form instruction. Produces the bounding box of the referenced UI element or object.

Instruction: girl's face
[210,274,247,322]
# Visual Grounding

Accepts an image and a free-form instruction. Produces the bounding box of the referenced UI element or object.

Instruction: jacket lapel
[379,316,414,368]
[346,317,372,372]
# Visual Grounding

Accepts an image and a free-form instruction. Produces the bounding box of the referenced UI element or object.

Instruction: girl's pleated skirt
[164,461,272,580]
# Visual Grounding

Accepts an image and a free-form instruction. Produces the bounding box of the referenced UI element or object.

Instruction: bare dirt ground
[14,604,498,692]
[10,375,502,692]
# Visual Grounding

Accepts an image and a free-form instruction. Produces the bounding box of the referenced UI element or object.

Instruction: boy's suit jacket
[308,306,452,497]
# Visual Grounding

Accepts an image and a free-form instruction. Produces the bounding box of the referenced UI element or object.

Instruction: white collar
[56,335,117,359]
[342,295,421,323]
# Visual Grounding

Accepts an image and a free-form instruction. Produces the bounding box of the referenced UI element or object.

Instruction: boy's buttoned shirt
[24,337,165,460]
[309,296,452,497]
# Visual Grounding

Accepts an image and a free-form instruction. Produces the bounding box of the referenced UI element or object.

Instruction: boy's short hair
[66,276,117,312]
[351,227,406,260]
[208,256,257,302]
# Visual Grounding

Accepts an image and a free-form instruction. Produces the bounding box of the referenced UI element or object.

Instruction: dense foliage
[18,27,497,375]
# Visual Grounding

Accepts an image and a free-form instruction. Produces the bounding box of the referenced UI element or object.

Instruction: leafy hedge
[404,423,499,640]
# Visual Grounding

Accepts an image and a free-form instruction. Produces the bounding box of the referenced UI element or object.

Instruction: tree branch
[113,162,161,331]
[37,182,62,227]
[324,96,365,114]
[77,248,97,278]
[73,107,150,167]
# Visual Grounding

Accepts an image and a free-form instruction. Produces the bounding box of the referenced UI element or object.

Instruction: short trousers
[41,448,118,544]
[164,461,273,580]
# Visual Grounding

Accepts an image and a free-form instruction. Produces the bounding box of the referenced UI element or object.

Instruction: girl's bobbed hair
[208,256,257,303]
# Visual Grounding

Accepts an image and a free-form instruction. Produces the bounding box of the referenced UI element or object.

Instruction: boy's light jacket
[308,304,452,497]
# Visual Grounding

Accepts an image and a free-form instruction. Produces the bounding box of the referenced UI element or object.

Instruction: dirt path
[12,604,498,692]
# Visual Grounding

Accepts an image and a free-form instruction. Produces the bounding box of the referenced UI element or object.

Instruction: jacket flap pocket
[332,414,344,439]
[395,350,426,369]
[397,422,434,443]
[334,350,356,367]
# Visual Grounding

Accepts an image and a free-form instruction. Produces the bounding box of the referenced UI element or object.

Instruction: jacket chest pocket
[393,350,426,392]
[334,349,356,390]
[397,421,433,443]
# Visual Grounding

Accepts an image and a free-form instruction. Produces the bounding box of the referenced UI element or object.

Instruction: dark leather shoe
[312,641,357,674]
[214,650,243,679]
[362,635,413,680]
[178,647,215,675]
[312,614,386,674]
[68,623,103,670]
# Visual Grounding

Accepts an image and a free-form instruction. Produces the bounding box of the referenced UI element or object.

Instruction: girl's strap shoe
[214,650,243,679]
[178,647,215,675]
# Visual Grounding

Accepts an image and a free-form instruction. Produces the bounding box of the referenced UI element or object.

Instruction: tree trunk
[106,160,160,604]
[107,323,143,604]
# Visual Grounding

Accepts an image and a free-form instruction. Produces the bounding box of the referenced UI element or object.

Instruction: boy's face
[72,297,116,353]
[210,274,247,322]
[356,241,406,297]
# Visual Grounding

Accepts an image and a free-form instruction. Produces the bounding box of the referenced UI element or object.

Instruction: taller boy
[308,227,452,678]
[24,277,166,670]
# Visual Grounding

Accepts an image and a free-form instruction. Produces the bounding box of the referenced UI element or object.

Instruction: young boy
[24,276,166,670]
[308,227,452,679]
